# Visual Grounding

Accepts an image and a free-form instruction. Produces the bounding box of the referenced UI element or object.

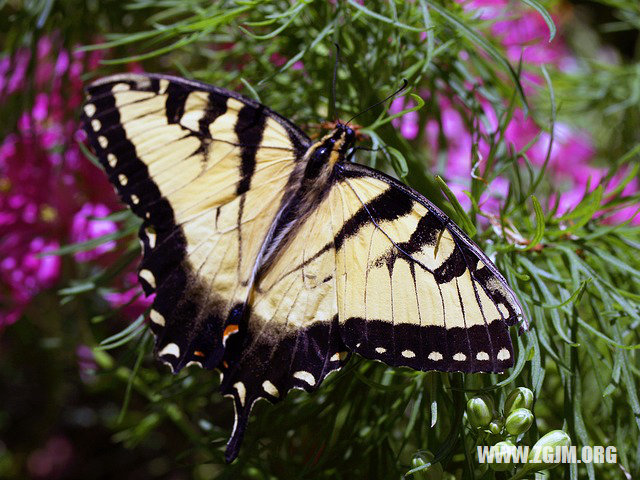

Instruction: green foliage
[1,1,639,479]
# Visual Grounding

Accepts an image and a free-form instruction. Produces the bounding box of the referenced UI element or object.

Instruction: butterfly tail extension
[224,390,255,463]
[218,313,349,460]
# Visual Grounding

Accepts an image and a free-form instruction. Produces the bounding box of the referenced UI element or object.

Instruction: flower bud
[466,395,494,428]
[505,408,534,435]
[411,452,443,480]
[489,440,516,472]
[488,419,503,435]
[504,387,534,415]
[521,430,571,475]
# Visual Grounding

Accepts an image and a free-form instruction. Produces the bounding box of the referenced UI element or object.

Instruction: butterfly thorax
[254,124,356,280]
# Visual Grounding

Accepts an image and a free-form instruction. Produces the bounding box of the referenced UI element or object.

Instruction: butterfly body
[82,73,525,462]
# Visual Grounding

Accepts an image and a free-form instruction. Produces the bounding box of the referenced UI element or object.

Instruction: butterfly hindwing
[332,163,522,373]
[82,73,310,372]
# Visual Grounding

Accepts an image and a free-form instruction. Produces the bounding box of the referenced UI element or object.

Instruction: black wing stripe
[85,73,311,149]
[340,162,524,322]
[164,81,190,123]
[235,104,267,195]
[83,84,177,231]
[333,185,413,250]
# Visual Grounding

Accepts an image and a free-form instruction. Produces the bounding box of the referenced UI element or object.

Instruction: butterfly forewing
[82,73,310,373]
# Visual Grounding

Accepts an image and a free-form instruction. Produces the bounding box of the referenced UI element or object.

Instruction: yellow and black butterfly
[82,73,526,462]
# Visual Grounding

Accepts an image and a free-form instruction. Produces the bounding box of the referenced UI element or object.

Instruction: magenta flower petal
[389,97,405,116]
[7,49,30,94]
[447,182,473,211]
[104,272,155,318]
[27,435,74,478]
[0,36,114,330]
[604,205,640,226]
[32,93,49,121]
[479,176,510,215]
[70,203,117,262]
[54,50,70,76]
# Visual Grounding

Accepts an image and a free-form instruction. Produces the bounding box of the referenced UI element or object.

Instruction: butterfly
[81,73,526,462]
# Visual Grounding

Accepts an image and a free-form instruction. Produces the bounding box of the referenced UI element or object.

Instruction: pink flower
[426,91,600,223]
[422,3,613,226]
[527,123,595,174]
[447,182,472,211]
[605,205,640,225]
[269,52,303,70]
[462,0,571,70]
[504,109,539,152]
[549,188,585,217]
[0,234,62,328]
[479,176,510,215]
[390,97,420,140]
[104,272,155,319]
[0,36,117,328]
[6,48,30,95]
[550,171,639,225]
[601,174,640,225]
[0,56,10,97]
[71,203,117,262]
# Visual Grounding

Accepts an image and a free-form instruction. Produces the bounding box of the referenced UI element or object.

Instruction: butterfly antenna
[346,79,409,125]
[330,43,340,122]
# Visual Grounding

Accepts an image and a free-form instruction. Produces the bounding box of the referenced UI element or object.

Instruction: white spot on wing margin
[476,351,490,361]
[234,382,246,406]
[293,371,316,386]
[428,351,443,361]
[159,343,180,357]
[262,380,279,397]
[139,269,156,288]
[497,348,511,361]
[84,103,96,117]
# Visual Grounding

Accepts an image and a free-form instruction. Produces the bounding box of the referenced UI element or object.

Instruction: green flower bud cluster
[466,387,534,436]
[466,387,571,476]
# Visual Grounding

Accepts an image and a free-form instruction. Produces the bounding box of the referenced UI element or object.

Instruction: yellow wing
[82,73,310,373]
[332,163,524,372]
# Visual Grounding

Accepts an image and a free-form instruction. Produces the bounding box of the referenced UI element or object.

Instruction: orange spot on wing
[194,350,205,357]
[223,324,239,340]
[223,361,229,368]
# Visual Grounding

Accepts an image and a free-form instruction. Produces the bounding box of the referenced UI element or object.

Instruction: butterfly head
[335,122,356,147]
[303,123,356,180]
[320,123,356,165]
